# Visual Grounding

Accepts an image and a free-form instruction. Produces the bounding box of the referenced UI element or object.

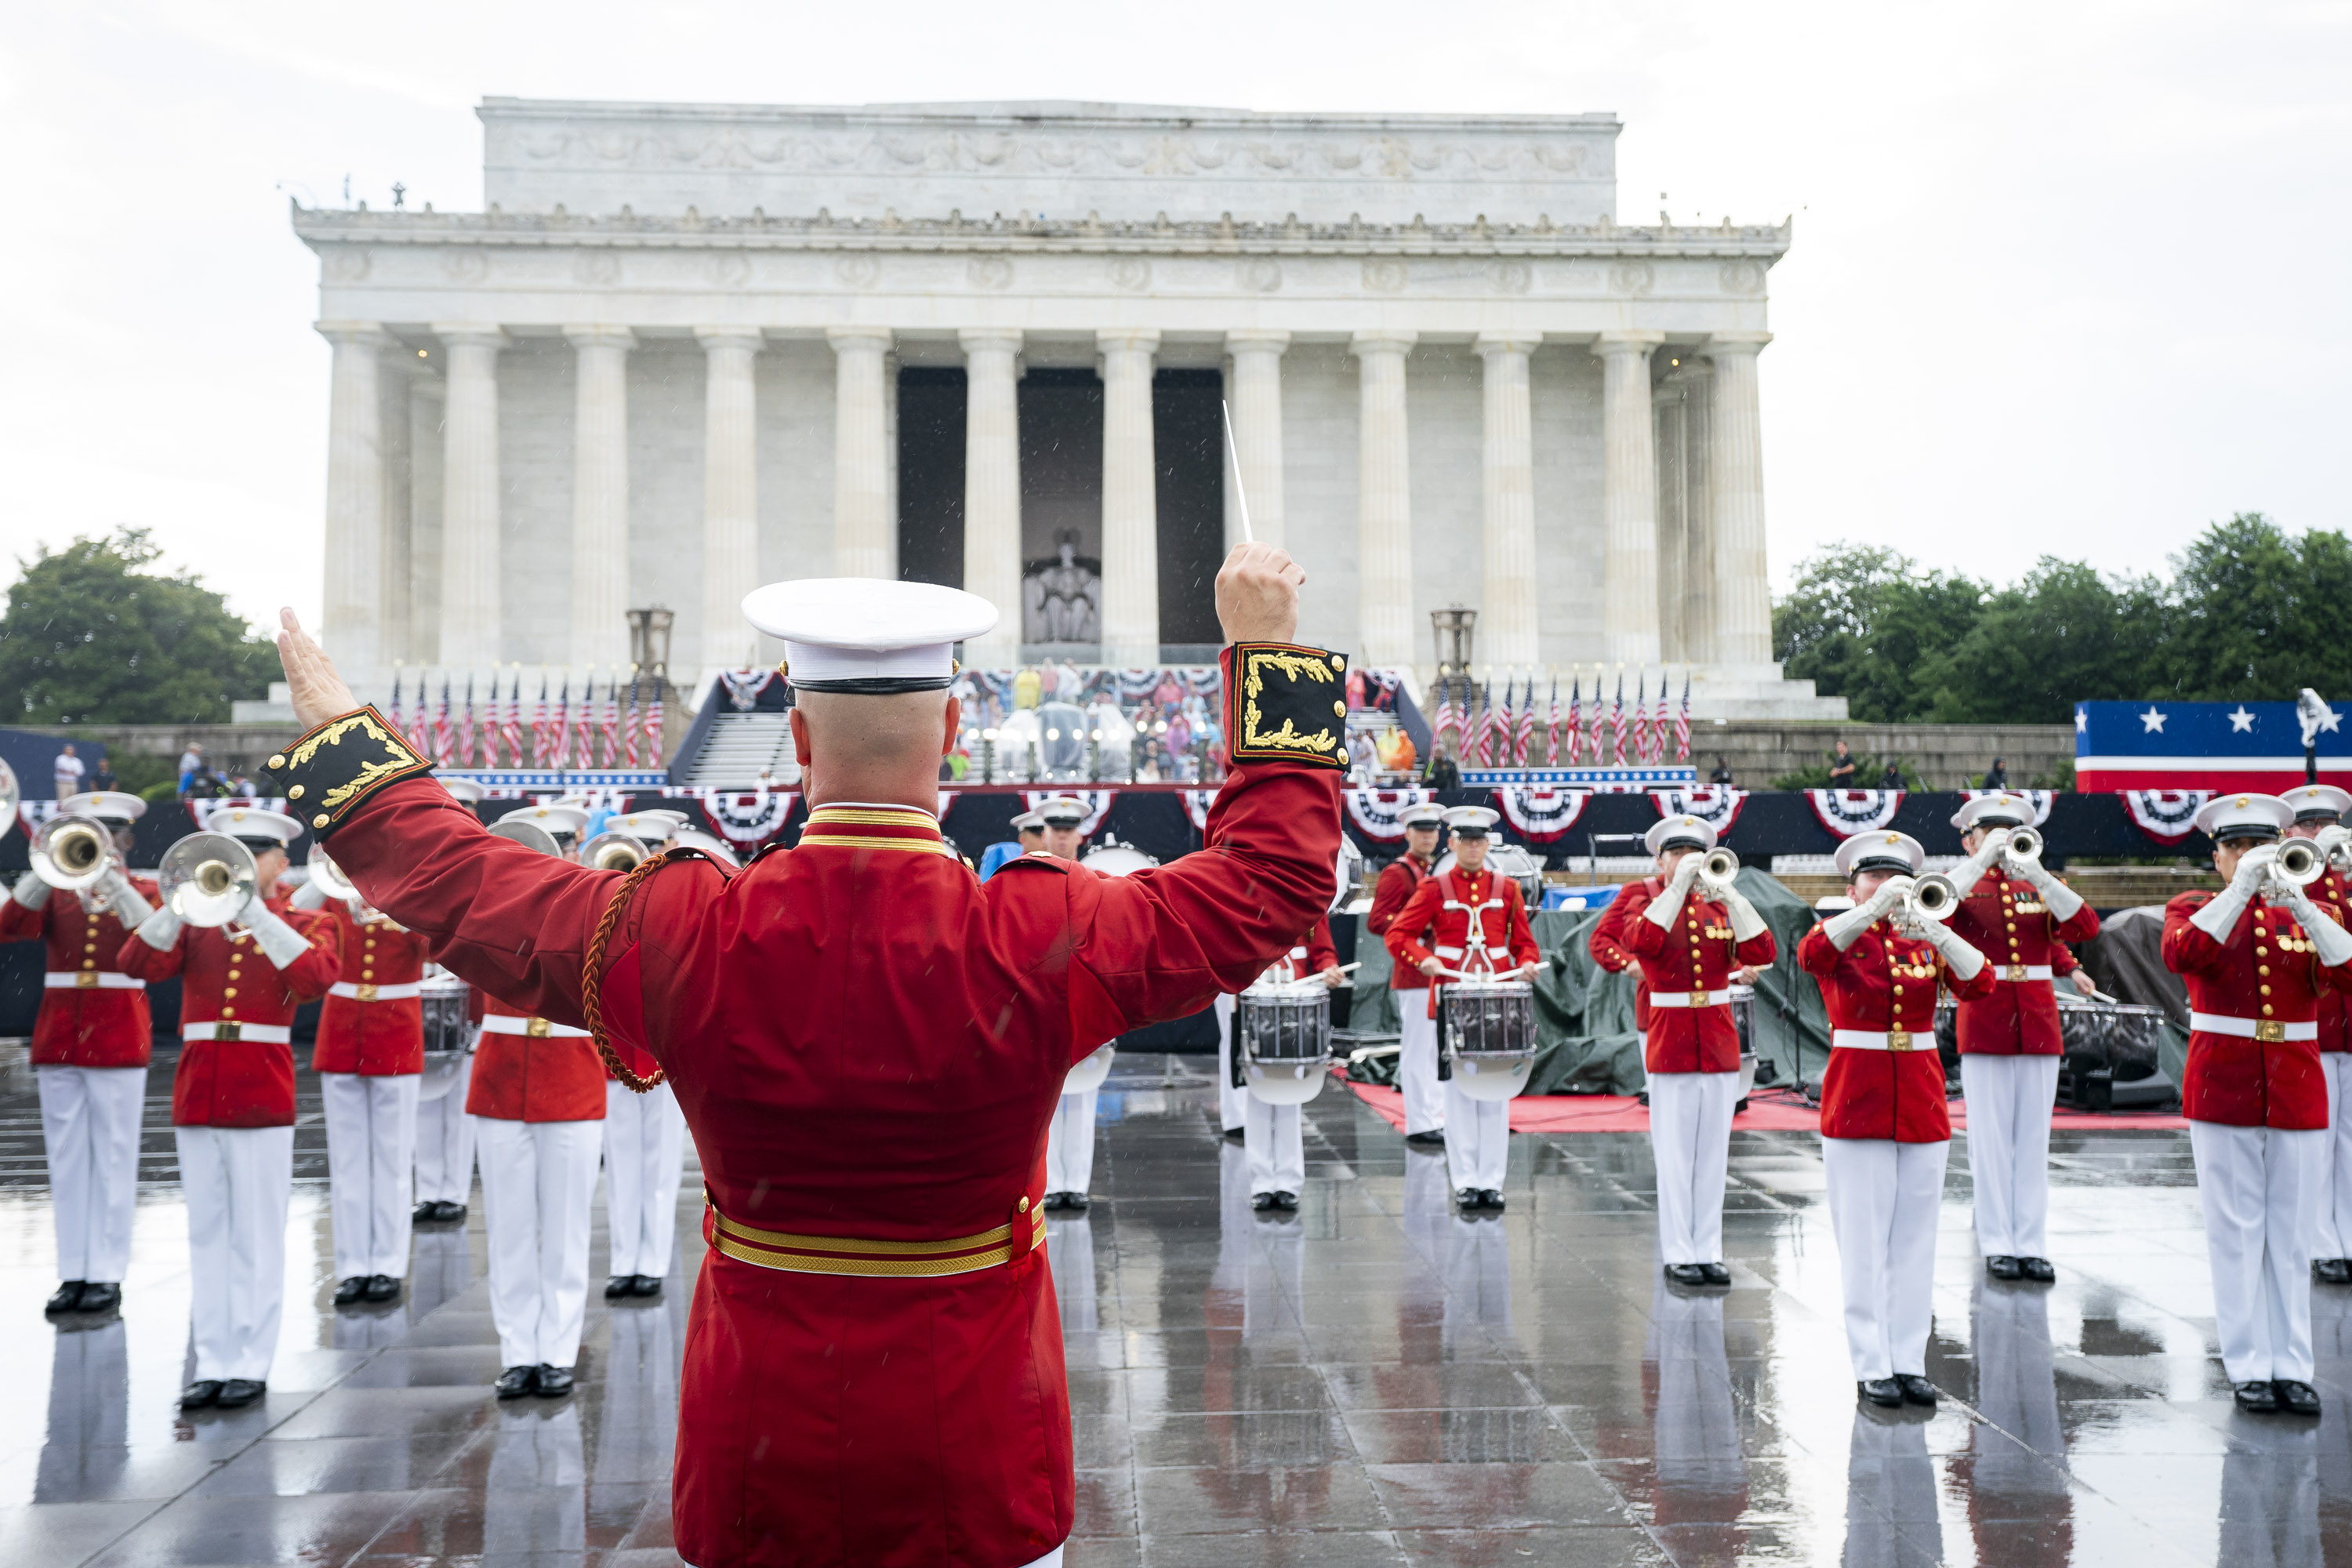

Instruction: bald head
[789,689,960,810]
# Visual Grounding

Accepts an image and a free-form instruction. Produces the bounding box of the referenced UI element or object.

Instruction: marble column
[827,327,894,582]
[1708,331,1774,670]
[567,327,634,671]
[432,325,506,668]
[699,329,763,677]
[1225,330,1289,550]
[1594,330,1666,668]
[1475,333,1541,669]
[1352,332,1417,670]
[406,375,445,666]
[1679,369,1718,665]
[378,359,415,667]
[1653,382,1688,663]
[319,321,389,681]
[1097,328,1161,666]
[960,329,1024,665]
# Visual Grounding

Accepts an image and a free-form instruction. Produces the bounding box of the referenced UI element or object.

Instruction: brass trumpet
[2002,826,2043,869]
[31,815,115,896]
[1697,846,1740,891]
[1900,871,1962,928]
[306,848,361,904]
[2268,837,2328,897]
[159,832,260,929]
[577,829,650,873]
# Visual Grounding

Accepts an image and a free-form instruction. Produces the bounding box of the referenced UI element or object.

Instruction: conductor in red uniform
[1365,800,1446,1143]
[2279,782,2352,1283]
[2161,792,2352,1417]
[2,791,159,1318]
[1941,793,2100,1284]
[266,543,1342,1568]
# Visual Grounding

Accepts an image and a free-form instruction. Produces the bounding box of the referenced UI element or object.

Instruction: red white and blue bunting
[697,788,799,849]
[2121,789,2212,846]
[1022,789,1117,837]
[1650,788,1748,834]
[1494,786,1590,844]
[1806,789,1906,838]
[1962,789,2055,827]
[1180,789,1219,833]
[1342,788,1436,841]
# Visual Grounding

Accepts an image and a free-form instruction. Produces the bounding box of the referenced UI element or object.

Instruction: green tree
[2154,514,2352,699]
[1772,543,1987,723]
[0,529,278,724]
[1912,559,2166,723]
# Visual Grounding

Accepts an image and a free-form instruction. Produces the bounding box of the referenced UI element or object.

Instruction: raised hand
[274,608,360,731]
[1215,542,1306,645]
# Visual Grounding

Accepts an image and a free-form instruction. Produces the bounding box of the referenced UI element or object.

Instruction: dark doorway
[897,367,966,588]
[1153,368,1226,651]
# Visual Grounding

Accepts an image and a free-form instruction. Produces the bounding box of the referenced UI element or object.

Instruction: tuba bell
[1903,871,1962,927]
[159,832,260,929]
[32,815,115,895]
[1697,846,1740,891]
[577,829,650,873]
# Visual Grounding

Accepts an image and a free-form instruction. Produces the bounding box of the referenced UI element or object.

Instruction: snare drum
[1235,982,1334,1105]
[1436,978,1537,1102]
[417,969,474,1103]
[1064,1042,1117,1095]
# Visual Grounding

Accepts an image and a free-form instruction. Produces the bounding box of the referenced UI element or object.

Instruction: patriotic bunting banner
[1342,788,1436,841]
[1806,789,1907,838]
[1961,789,2056,828]
[1181,789,1219,832]
[1022,789,1117,837]
[1651,788,1748,834]
[697,788,799,849]
[2121,789,2212,846]
[1494,786,1590,842]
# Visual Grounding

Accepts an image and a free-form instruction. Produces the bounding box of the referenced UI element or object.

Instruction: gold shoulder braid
[1225,643,1348,771]
[266,706,435,837]
[581,844,735,1094]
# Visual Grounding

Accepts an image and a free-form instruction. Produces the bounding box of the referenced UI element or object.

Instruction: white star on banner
[2074,708,2088,734]
[2140,707,2167,733]
[2229,706,2256,733]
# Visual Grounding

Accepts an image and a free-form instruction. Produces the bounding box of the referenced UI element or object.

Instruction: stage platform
[0,1053,2333,1565]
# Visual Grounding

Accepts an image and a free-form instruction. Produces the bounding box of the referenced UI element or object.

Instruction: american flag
[502,666,524,768]
[1512,675,1536,766]
[1544,673,1563,767]
[532,673,553,768]
[387,665,409,750]
[1589,670,1608,765]
[1630,672,1647,763]
[600,670,623,768]
[1434,680,1462,761]
[1654,677,1672,765]
[574,671,597,771]
[458,674,480,768]
[643,672,665,768]
[1674,673,1693,761]
[1472,681,1495,768]
[551,675,572,771]
[1563,674,1582,767]
[1492,677,1513,767]
[622,668,642,768]
[432,678,454,767]
[1610,673,1627,767]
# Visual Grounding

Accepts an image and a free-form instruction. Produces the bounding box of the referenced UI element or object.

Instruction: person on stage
[594,810,696,1299]
[1240,916,1346,1212]
[1942,793,2100,1284]
[1,791,158,1318]
[1367,800,1446,1145]
[413,775,488,1223]
[266,542,1340,1568]
[120,805,339,1410]
[1036,797,1109,1211]
[1615,815,1777,1287]
[1798,831,1994,1410]
[2281,784,2352,1284]
[1384,805,1542,1210]
[2162,793,2352,1417]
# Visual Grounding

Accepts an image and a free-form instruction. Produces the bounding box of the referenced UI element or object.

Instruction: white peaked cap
[1834,831,1926,878]
[1443,805,1500,834]
[440,777,488,803]
[204,805,304,846]
[1034,797,1090,826]
[1644,815,1717,856]
[63,791,146,823]
[608,809,689,841]
[1951,793,2034,832]
[2282,783,2352,822]
[2194,793,2292,842]
[1398,802,1446,829]
[670,826,741,868]
[742,578,999,692]
[1011,810,1047,831]
[497,802,590,837]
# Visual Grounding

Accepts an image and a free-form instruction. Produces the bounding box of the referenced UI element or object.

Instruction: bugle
[2002,826,2042,869]
[1901,871,1962,927]
[159,832,260,929]
[31,815,114,895]
[2270,837,2327,895]
[306,848,361,904]
[578,829,650,873]
[1697,846,1740,891]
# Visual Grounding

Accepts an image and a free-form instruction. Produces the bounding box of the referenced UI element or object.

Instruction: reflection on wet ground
[0,1051,2341,1564]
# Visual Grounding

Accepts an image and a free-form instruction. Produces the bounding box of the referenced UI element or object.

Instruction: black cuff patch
[1224,643,1348,771]
[267,706,434,839]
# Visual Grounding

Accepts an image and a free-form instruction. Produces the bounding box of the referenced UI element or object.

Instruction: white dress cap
[1833,831,1926,880]
[2193,793,2292,843]
[63,791,147,824]
[1399,802,1446,829]
[1010,810,1047,832]
[1442,804,1500,835]
[741,578,999,693]
[440,777,488,803]
[1643,815,1718,857]
[608,809,690,842]
[2282,783,2352,823]
[1951,792,2034,833]
[203,805,305,847]
[1034,797,1090,826]
[496,802,590,838]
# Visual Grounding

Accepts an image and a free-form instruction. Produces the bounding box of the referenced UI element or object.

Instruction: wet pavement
[0,1051,2343,1565]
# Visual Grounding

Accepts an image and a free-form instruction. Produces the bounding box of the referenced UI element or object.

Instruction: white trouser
[1046,1209,1099,1333]
[2190,1119,2322,1385]
[1821,1136,1948,1381]
[603,1080,687,1278]
[175,1124,293,1383]
[38,1064,147,1283]
[1044,1089,1098,1197]
[1647,1070,1740,1266]
[2318,1054,2352,1259]
[1959,1053,2059,1259]
[1443,1081,1512,1193]
[1214,993,1245,1132]
[413,1054,478,1207]
[1245,1094,1304,1196]
[477,1117,602,1370]
[1397,1000,1446,1135]
[320,1072,420,1279]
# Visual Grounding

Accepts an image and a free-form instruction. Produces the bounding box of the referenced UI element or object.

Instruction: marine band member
[595,811,696,1299]
[412,775,489,1223]
[1367,801,1447,1145]
[1242,914,1345,1211]
[2281,783,2352,1283]
[1037,797,1105,1210]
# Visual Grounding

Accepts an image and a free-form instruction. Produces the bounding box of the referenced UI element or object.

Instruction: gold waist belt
[705,1192,1047,1279]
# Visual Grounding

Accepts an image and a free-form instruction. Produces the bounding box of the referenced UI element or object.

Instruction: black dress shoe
[45,1281,86,1315]
[1479,1189,1506,1211]
[333,1276,369,1306]
[604,1275,634,1299]
[1896,1374,1939,1407]
[1666,1264,1710,1287]
[411,1201,439,1224]
[1221,1126,1246,1142]
[495,1365,539,1399]
[1404,1130,1446,1146]
[2234,1381,2279,1413]
[629,1274,663,1297]
[1699,1263,1733,1287]
[1985,1255,2022,1280]
[215,1379,266,1409]
[1064,1193,1090,1212]
[179,1379,223,1410]
[1252,1192,1280,1211]
[2275,1379,2322,1416]
[1858,1378,1904,1408]
[437,1201,468,1222]
[1454,1189,1481,1208]
[1272,1191,1299,1210]
[2317,1258,2352,1285]
[363,1274,400,1303]
[535,1364,575,1397]
[2018,1257,2056,1283]
[76,1282,121,1313]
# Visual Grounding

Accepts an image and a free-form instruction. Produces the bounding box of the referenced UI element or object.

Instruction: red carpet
[1340,1077,2187,1134]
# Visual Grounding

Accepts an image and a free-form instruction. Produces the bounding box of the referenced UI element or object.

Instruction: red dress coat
[1588,879,1653,1033]
[468,994,608,1122]
[1382,866,1542,1018]
[118,895,340,1128]
[318,731,1339,1565]
[0,877,160,1067]
[1943,870,2100,1055]
[1798,920,1995,1142]
[311,904,433,1076]
[1275,913,1341,982]
[2316,869,2350,1054]
[1366,855,1432,992]
[2162,891,2352,1129]
[1617,881,1777,1073]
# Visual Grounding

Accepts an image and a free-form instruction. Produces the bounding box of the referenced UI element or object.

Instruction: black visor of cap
[2216,824,2281,844]
[2295,808,2339,823]
[1451,826,1490,838]
[1661,832,1708,853]
[1973,815,2027,832]
[233,837,282,853]
[1851,853,1913,876]
[786,673,956,695]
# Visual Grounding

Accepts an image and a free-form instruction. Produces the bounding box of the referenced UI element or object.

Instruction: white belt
[44,971,145,991]
[2190,1011,2318,1044]
[328,981,423,1002]
[182,1021,292,1044]
[1991,965,2055,983]
[1433,945,1511,959]
[1648,988,1733,1010]
[1831,1028,1934,1053]
[481,1014,590,1039]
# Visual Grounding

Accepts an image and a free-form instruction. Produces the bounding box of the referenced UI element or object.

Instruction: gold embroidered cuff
[267,706,434,838]
[1224,642,1348,771]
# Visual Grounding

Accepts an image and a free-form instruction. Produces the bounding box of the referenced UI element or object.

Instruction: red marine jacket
[1798,918,1995,1142]
[1588,879,1653,1033]
[1617,881,1777,1074]
[118,895,340,1128]
[1366,855,1432,990]
[311,903,434,1076]
[1383,866,1542,1018]
[2318,868,2350,1054]
[468,994,608,1121]
[317,658,1339,1568]
[2162,890,2352,1129]
[1943,870,2100,1056]
[0,877,161,1068]
[1269,913,1341,982]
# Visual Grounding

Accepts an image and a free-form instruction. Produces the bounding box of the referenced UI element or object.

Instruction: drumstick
[1221,401,1254,544]
[1331,961,1362,975]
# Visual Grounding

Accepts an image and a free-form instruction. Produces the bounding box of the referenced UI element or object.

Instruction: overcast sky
[2,1,2344,632]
